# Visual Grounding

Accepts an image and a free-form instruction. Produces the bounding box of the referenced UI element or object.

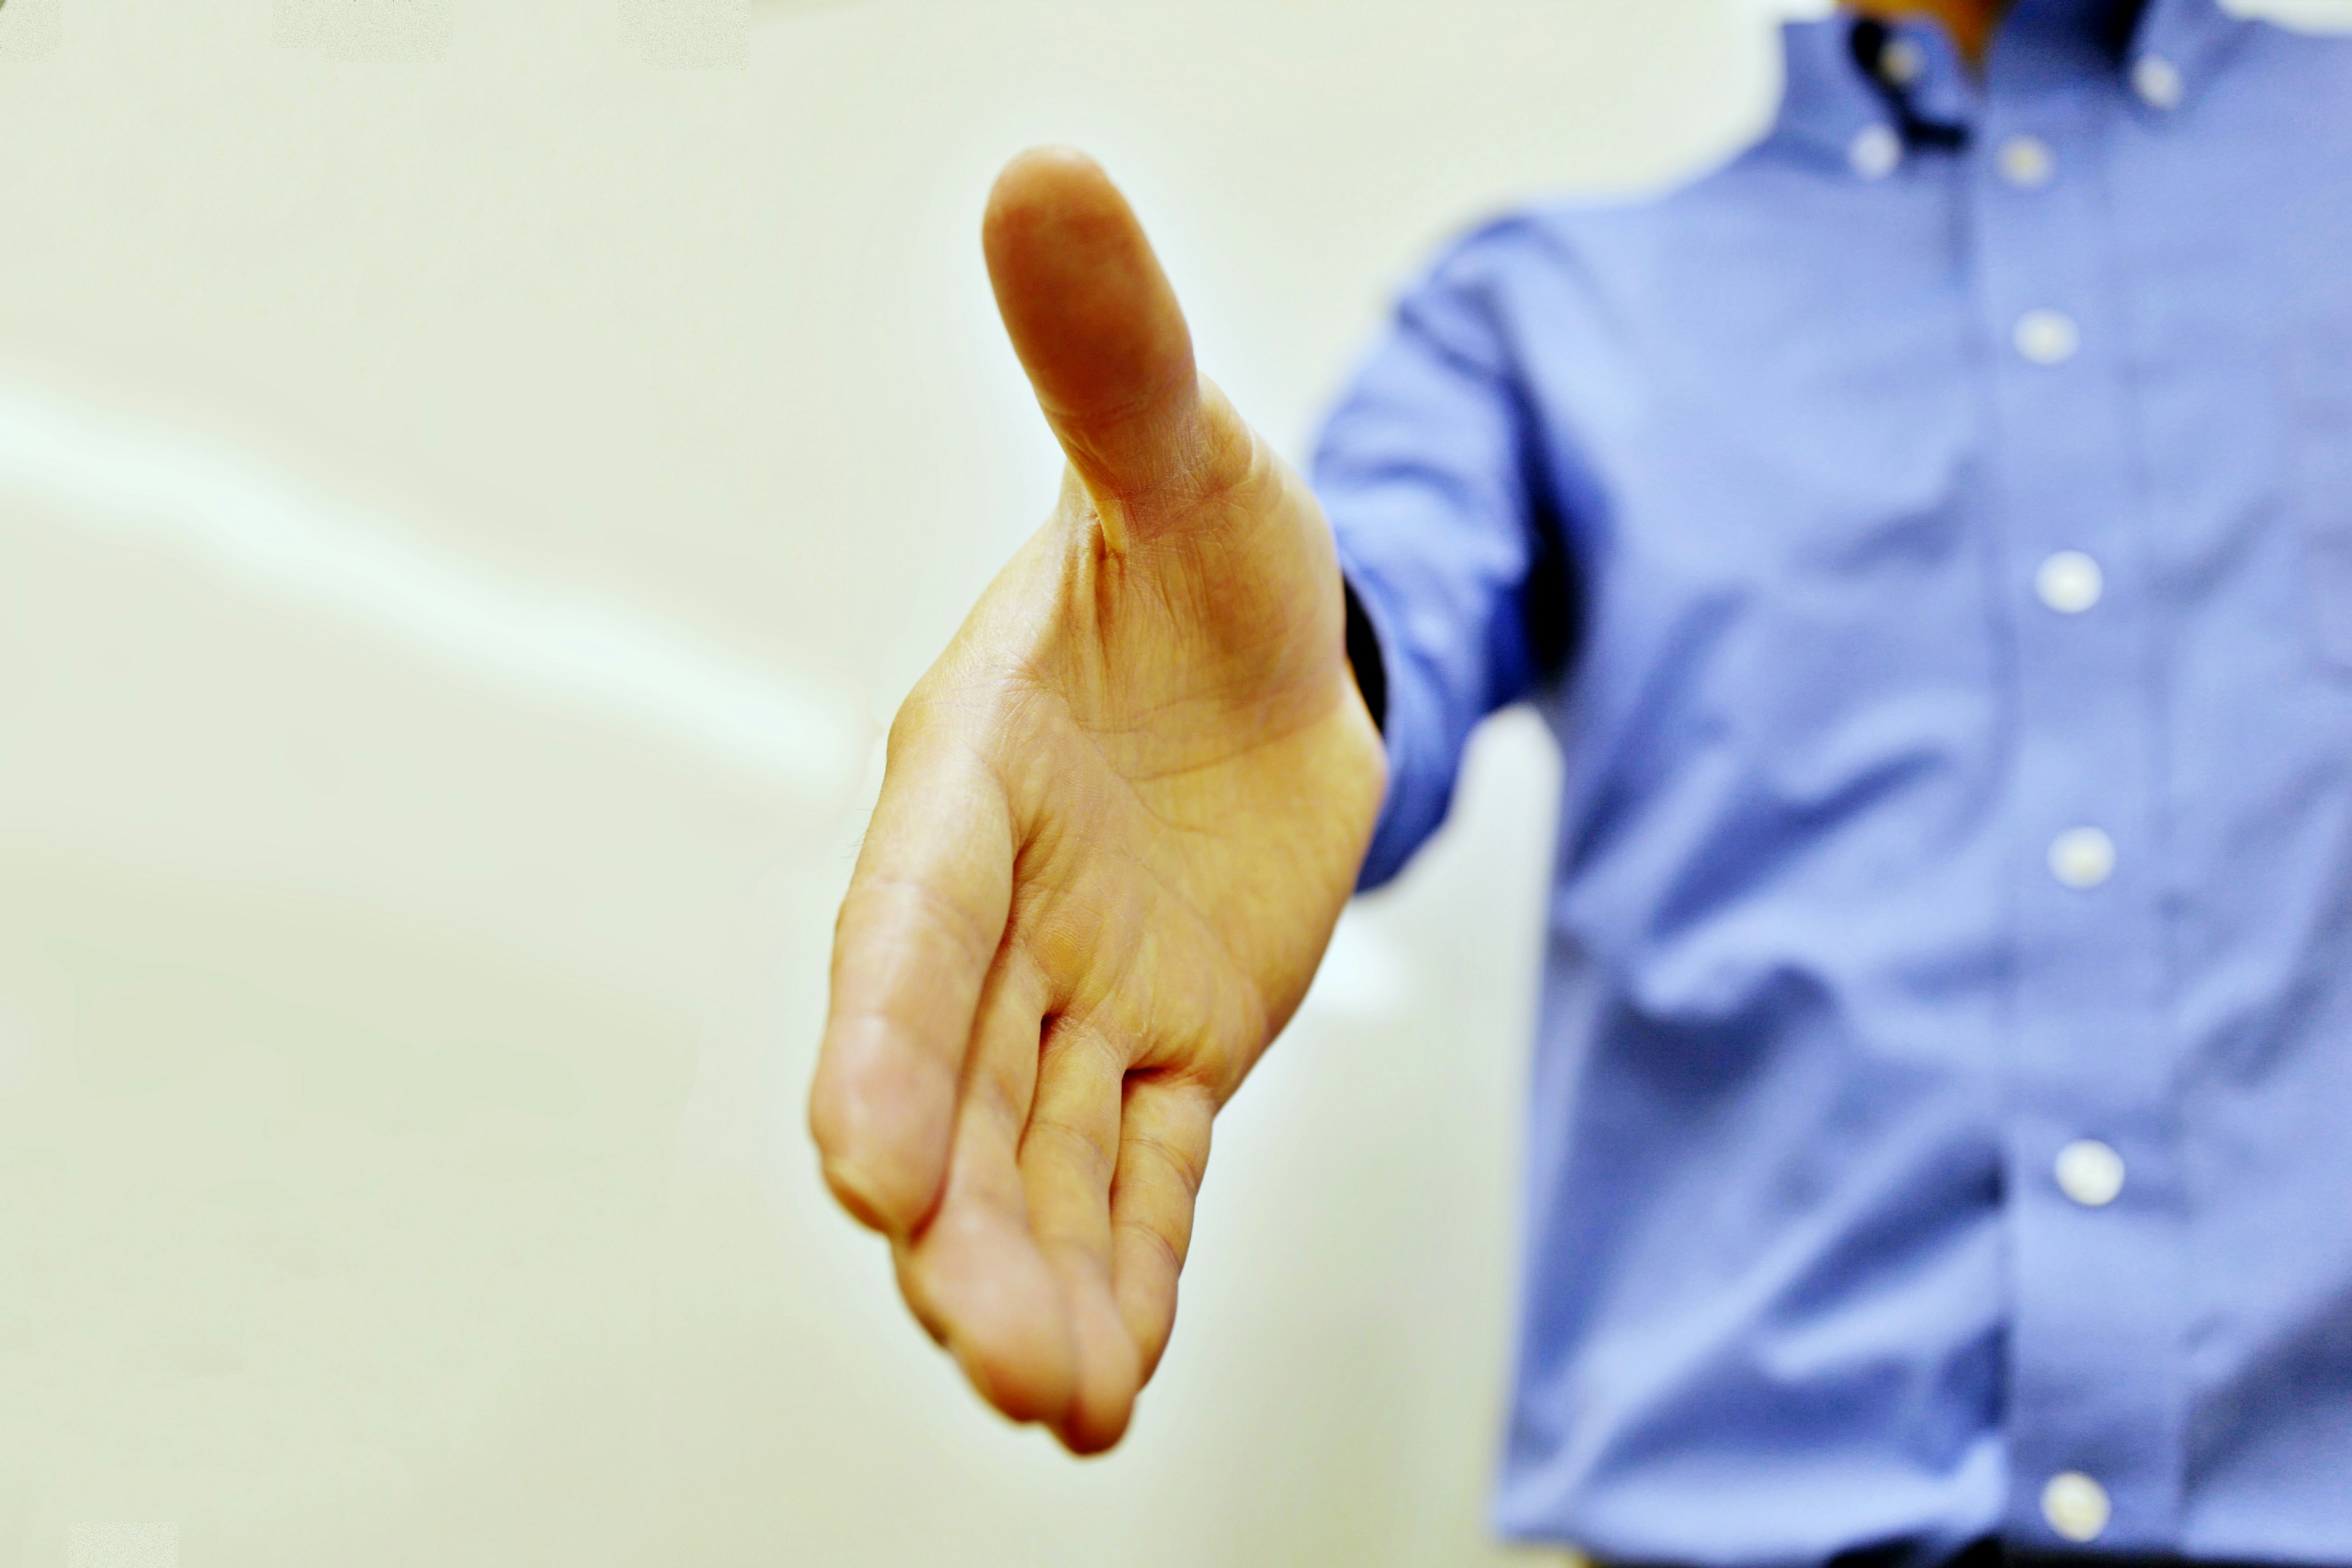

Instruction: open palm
[809,149,1385,1452]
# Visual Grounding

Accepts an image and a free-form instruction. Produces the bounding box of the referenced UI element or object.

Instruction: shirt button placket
[1976,55,2188,1551]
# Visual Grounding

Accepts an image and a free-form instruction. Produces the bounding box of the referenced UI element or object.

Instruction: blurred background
[0,1,2328,1564]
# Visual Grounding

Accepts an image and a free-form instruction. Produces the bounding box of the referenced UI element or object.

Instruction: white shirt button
[1880,37,1928,86]
[2049,827,2116,891]
[2037,551,2105,614]
[1998,134,2056,189]
[2056,1139,2127,1207]
[2042,1472,2113,1544]
[2016,309,2082,366]
[2133,55,2185,111]
[1849,124,1903,181]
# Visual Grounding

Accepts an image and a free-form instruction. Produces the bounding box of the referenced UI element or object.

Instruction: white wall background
[0,1,2335,1564]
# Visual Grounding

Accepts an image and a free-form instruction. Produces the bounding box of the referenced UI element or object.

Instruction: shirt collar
[2129,0,2261,100]
[1770,0,2255,171]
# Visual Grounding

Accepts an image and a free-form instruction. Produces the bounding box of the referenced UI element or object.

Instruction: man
[809,0,2352,1560]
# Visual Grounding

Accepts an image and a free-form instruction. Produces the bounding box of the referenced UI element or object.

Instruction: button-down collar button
[1849,124,1902,181]
[1998,134,2056,189]
[1879,36,1927,86]
[2049,827,2116,891]
[2043,1472,2113,1544]
[2037,551,2105,614]
[2015,309,2081,366]
[2133,54,2185,111]
[2056,1140,2127,1207]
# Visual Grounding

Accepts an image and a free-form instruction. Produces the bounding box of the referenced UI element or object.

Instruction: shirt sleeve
[1316,238,1574,892]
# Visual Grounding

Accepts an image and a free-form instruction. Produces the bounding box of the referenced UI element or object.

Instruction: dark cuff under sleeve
[1343,575,1388,735]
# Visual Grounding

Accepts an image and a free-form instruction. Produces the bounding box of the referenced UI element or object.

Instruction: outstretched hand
[809,149,1385,1452]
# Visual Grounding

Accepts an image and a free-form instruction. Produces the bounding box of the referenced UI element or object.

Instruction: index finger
[810,723,1014,1237]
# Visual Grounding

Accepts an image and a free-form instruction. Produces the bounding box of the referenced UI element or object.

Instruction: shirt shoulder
[1406,132,1845,340]
[1384,171,1776,431]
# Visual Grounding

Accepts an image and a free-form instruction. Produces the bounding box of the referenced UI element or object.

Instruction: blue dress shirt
[1320,2,2352,1561]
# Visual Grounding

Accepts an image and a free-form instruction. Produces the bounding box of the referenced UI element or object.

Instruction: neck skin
[1845,0,2008,66]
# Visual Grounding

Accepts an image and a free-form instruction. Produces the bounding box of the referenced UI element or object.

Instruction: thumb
[983,148,1237,551]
